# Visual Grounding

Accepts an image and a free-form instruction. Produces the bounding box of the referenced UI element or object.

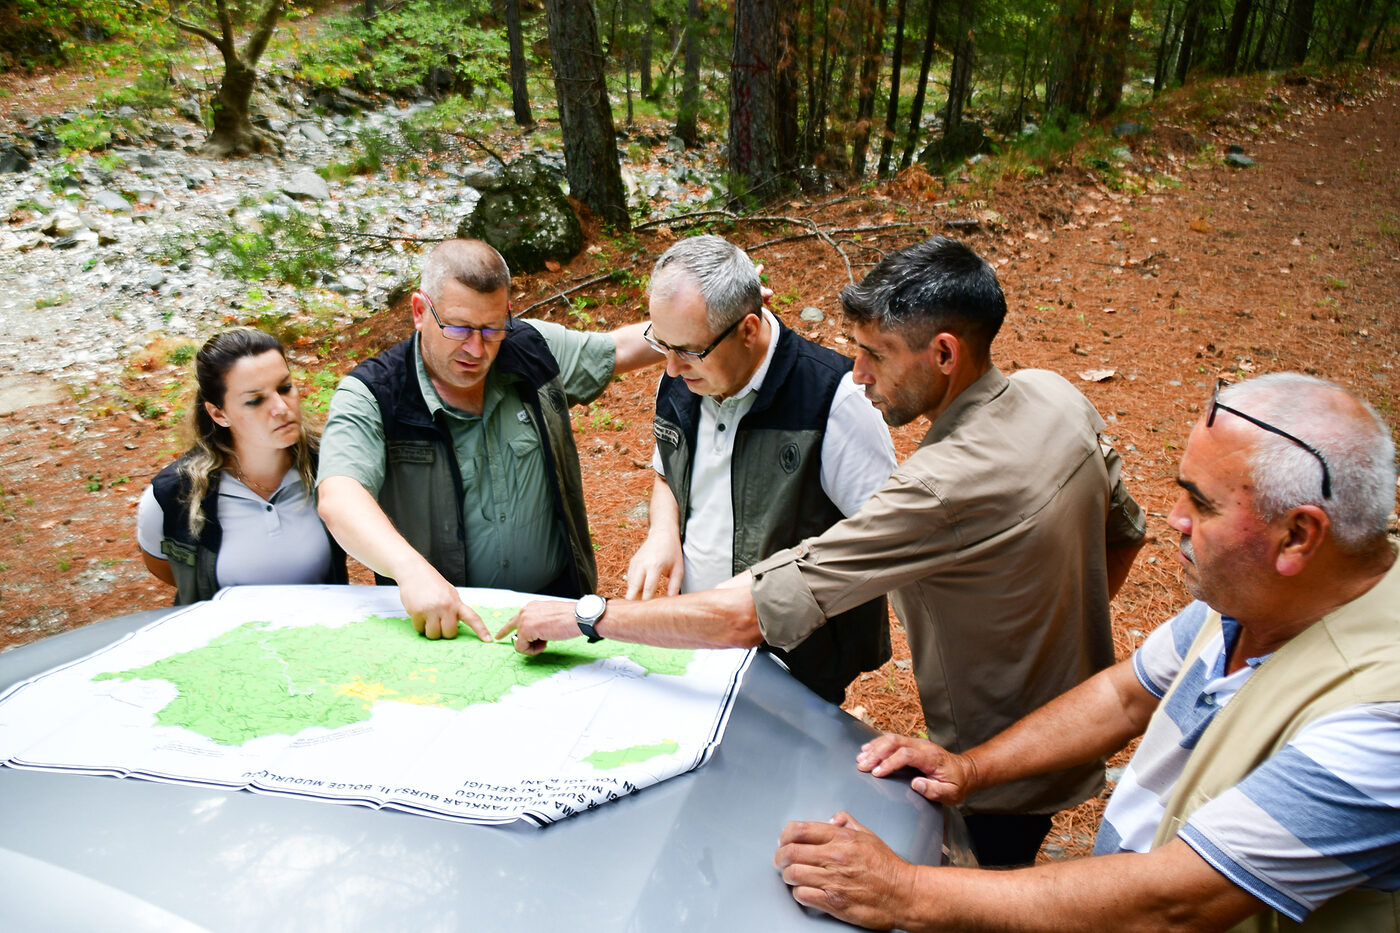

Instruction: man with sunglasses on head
[505,236,1147,866]
[316,239,660,641]
[627,235,897,703]
[773,373,1400,932]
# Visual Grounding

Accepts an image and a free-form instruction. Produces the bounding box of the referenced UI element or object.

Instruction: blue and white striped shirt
[1095,600,1400,920]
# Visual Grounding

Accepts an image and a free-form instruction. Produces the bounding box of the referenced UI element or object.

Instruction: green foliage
[290,0,510,97]
[53,112,113,153]
[202,209,338,288]
[165,344,197,366]
[301,368,342,414]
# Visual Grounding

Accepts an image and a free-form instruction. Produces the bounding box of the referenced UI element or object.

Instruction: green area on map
[94,611,694,746]
[584,740,680,770]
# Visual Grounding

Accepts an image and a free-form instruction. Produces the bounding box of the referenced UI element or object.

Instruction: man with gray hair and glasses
[775,372,1400,932]
[627,234,897,703]
[505,236,1147,865]
[317,239,660,640]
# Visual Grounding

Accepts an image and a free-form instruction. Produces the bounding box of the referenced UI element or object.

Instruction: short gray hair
[421,239,511,301]
[649,235,762,331]
[1216,373,1396,551]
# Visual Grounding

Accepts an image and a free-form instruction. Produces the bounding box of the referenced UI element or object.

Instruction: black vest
[653,321,891,702]
[151,455,347,606]
[345,323,597,596]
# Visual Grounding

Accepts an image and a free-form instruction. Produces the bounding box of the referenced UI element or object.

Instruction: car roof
[0,609,952,931]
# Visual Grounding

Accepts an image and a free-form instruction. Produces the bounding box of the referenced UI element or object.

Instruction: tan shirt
[751,367,1146,814]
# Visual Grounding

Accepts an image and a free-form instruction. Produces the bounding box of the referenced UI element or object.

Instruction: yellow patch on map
[336,678,398,704]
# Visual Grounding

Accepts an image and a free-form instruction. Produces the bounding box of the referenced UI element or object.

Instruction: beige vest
[1148,546,1400,932]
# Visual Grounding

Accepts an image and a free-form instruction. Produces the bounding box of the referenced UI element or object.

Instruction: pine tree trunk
[542,0,630,229]
[1096,0,1133,114]
[729,0,783,201]
[505,0,533,126]
[879,0,909,177]
[675,0,701,145]
[851,0,888,178]
[900,0,939,170]
[639,0,654,98]
[1283,0,1315,64]
[1221,0,1255,72]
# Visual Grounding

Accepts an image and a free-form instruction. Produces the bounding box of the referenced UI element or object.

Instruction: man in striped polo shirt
[776,372,1399,932]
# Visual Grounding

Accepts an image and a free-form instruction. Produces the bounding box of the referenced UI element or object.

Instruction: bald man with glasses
[626,235,897,703]
[316,239,660,640]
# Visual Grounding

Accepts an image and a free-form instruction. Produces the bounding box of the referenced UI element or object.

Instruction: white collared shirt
[653,309,896,591]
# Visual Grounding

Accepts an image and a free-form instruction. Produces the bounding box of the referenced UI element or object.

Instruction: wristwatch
[574,594,607,643]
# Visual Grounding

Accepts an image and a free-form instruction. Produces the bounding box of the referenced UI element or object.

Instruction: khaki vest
[1150,546,1400,932]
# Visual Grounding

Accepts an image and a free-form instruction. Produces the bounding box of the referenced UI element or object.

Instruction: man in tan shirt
[505,236,1146,865]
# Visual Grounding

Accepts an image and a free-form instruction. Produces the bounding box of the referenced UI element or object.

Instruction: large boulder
[456,157,583,274]
[919,121,991,170]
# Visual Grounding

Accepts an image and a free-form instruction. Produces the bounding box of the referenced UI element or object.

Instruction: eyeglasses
[643,314,750,363]
[1207,379,1332,499]
[419,290,509,343]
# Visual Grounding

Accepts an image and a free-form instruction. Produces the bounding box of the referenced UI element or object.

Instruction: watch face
[577,594,606,619]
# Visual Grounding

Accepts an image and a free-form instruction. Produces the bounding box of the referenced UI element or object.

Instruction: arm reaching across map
[317,476,490,641]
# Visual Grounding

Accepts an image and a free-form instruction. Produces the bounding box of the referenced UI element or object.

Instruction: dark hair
[177,328,318,535]
[839,236,1006,355]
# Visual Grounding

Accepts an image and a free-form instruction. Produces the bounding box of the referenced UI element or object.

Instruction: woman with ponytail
[136,328,346,604]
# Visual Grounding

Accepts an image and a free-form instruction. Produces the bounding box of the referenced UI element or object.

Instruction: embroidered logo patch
[779,443,801,473]
[653,421,681,448]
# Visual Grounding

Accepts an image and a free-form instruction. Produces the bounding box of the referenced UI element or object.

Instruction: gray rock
[0,145,32,174]
[42,212,86,237]
[667,135,686,153]
[92,189,133,212]
[184,166,215,189]
[281,170,330,201]
[175,97,203,125]
[1227,144,1246,154]
[456,156,582,274]
[135,190,159,206]
[1224,152,1255,168]
[1112,121,1149,138]
[137,152,162,168]
[144,270,166,289]
[331,273,367,294]
[460,166,502,190]
[298,123,330,144]
[799,307,825,323]
[97,228,120,246]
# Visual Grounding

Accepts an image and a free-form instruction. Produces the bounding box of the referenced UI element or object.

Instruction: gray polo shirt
[317,319,615,592]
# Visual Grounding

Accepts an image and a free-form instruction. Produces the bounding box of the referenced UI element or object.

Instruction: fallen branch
[518,267,638,317]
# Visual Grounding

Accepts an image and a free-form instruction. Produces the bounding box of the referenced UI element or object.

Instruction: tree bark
[675,0,701,145]
[1221,0,1255,72]
[1047,0,1098,114]
[878,0,908,177]
[851,0,888,178]
[900,0,939,170]
[1096,0,1133,114]
[505,0,533,126]
[943,0,974,131]
[172,0,285,158]
[639,0,654,98]
[1154,1,1177,92]
[1282,0,1315,64]
[729,0,783,201]
[542,0,630,229]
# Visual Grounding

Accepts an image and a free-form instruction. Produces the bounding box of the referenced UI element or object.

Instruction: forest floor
[1,62,1397,862]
